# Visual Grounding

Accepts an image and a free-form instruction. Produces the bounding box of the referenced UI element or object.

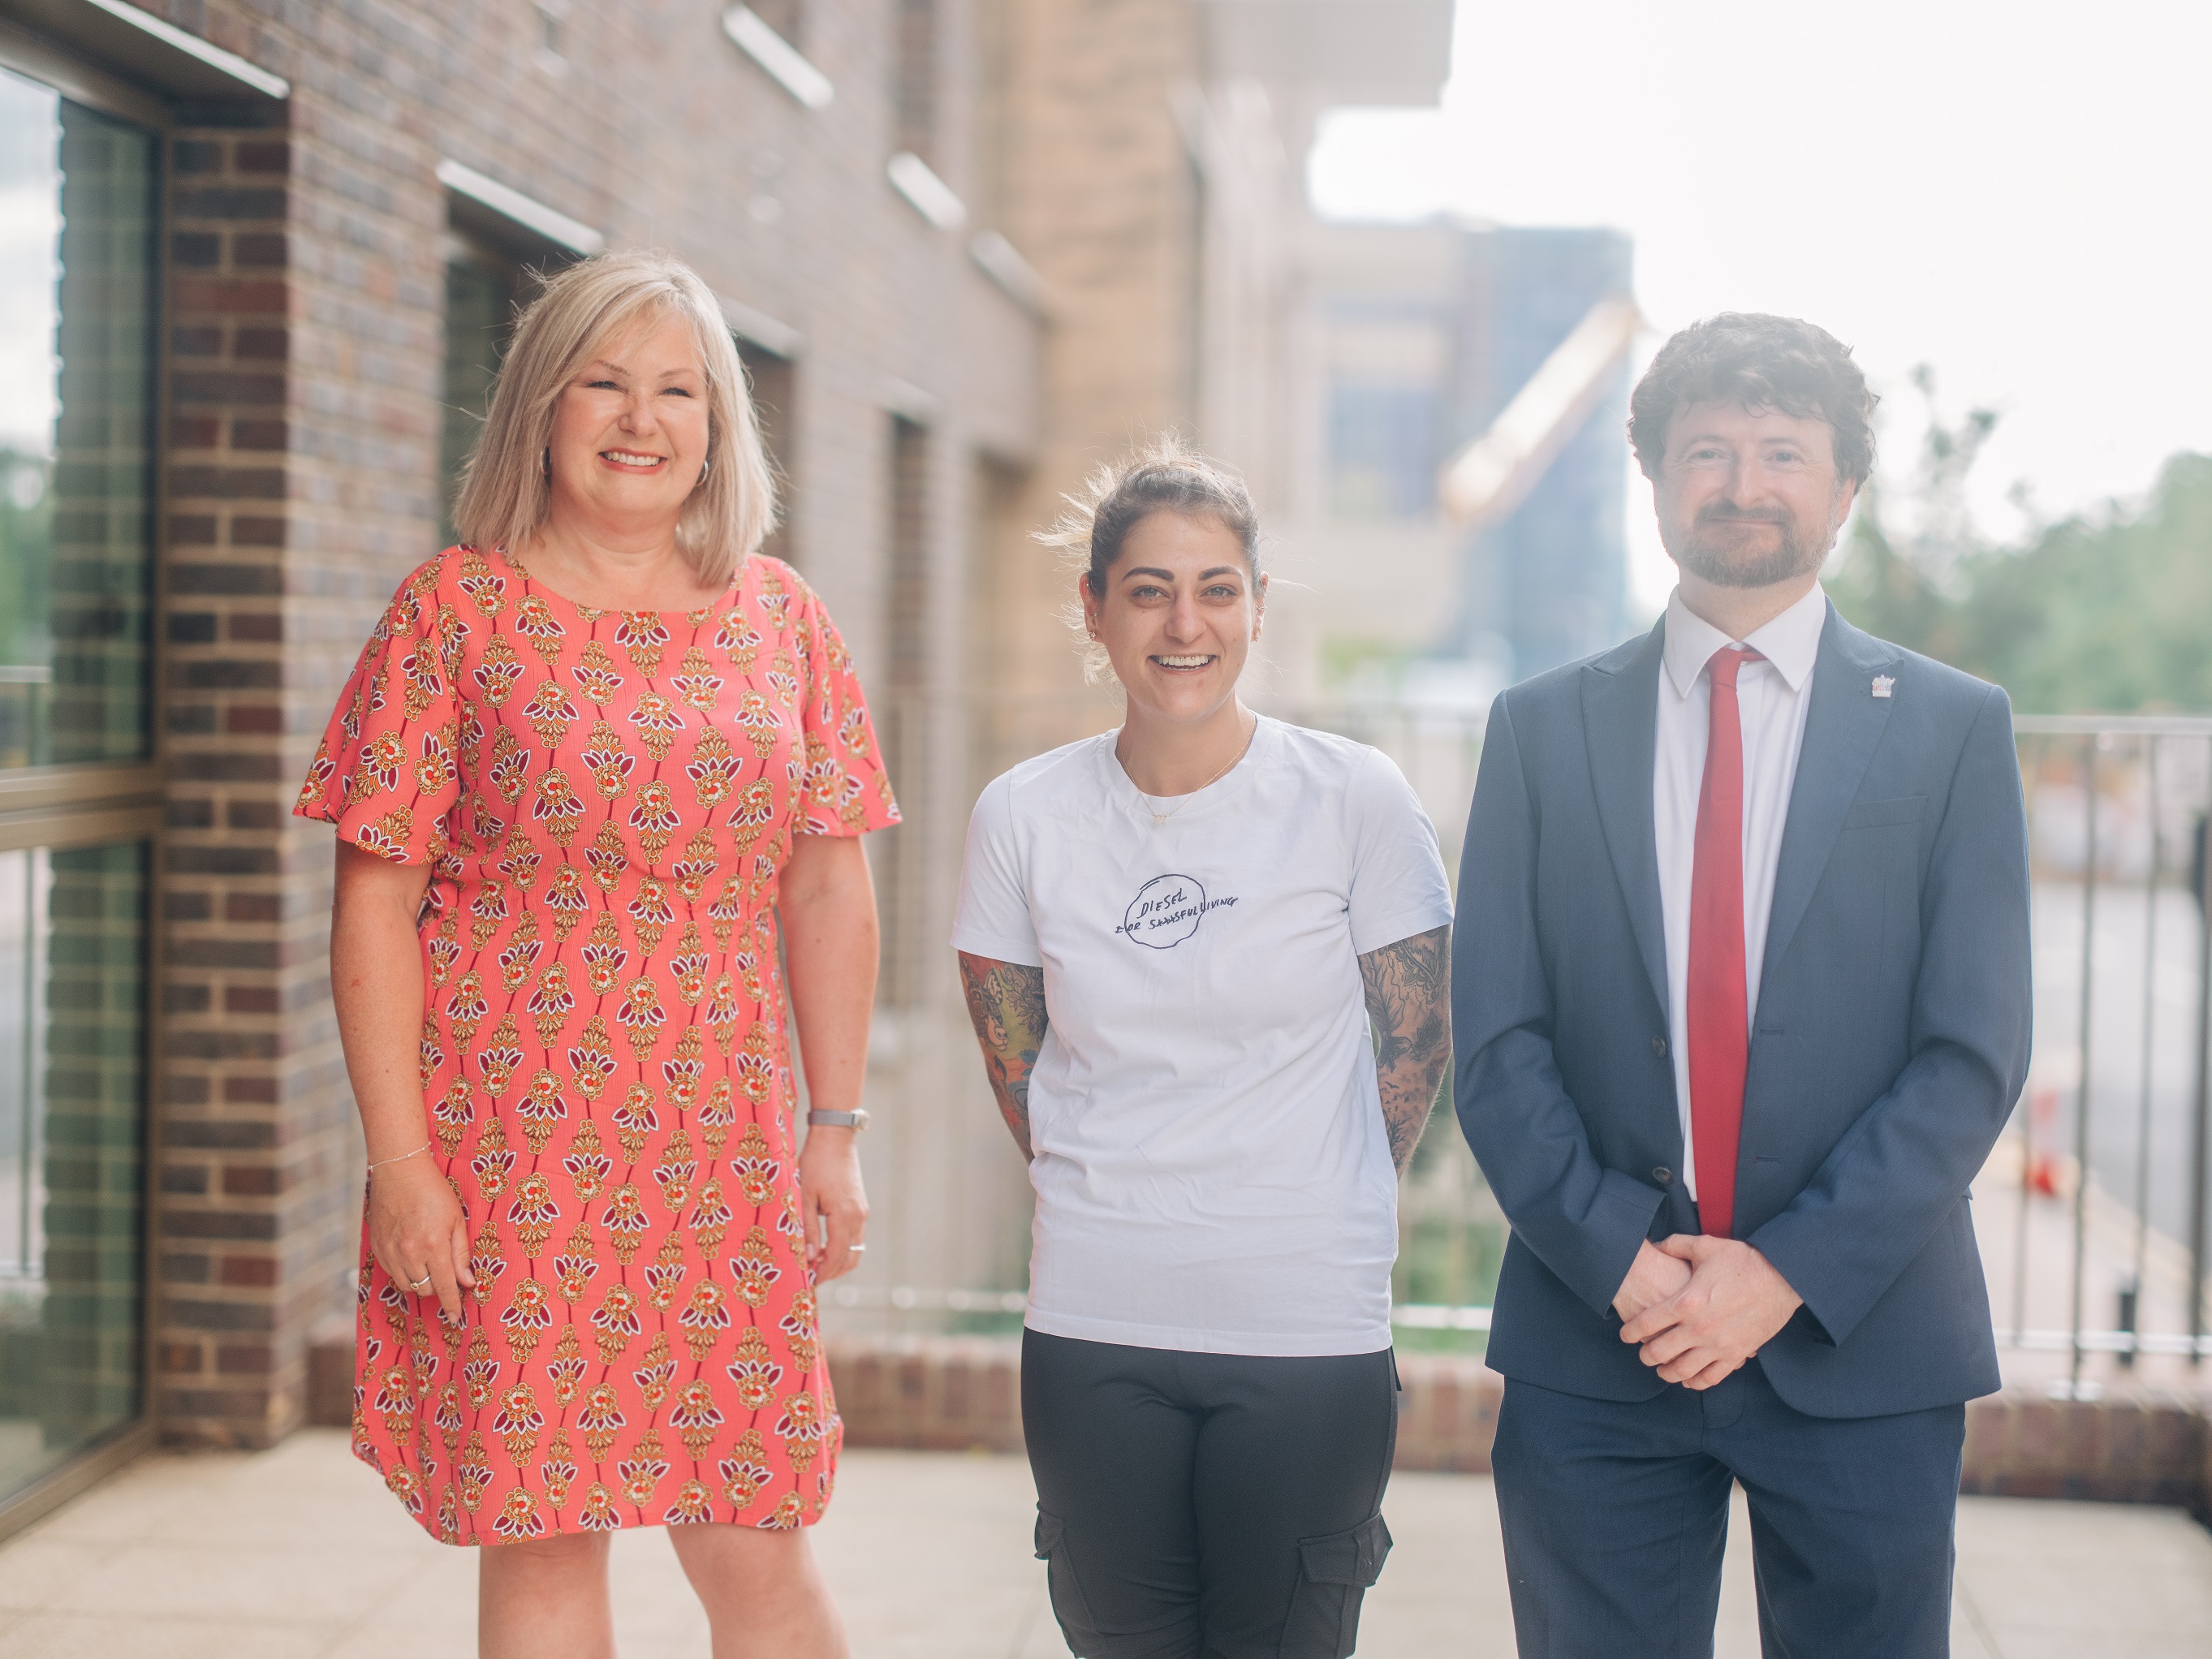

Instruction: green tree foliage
[1943,454,2212,713]
[0,448,51,666]
[1827,375,2212,714]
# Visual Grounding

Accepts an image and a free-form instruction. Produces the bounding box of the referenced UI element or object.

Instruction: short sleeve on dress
[792,578,900,837]
[293,560,464,864]
[1344,743,1455,955]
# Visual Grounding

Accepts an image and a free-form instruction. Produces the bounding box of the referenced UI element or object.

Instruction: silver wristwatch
[806,1109,869,1131]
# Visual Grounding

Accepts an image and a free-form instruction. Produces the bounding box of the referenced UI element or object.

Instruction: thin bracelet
[367,1140,431,1175]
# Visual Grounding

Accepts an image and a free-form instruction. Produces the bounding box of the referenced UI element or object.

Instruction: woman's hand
[366,1156,476,1321]
[799,1128,869,1281]
[333,842,472,1317]
[778,832,879,1283]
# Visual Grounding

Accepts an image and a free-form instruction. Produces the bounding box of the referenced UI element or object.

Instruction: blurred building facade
[968,0,1455,711]
[0,0,1447,1515]
[1272,219,1635,705]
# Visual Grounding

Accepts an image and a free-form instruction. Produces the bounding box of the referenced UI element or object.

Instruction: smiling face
[1081,509,1264,726]
[545,308,713,541]
[1654,401,1858,589]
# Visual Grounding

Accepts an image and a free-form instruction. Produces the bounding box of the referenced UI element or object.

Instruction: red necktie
[1688,646,1761,1239]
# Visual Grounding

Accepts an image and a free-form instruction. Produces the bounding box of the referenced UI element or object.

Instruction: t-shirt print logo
[1115,873,1239,949]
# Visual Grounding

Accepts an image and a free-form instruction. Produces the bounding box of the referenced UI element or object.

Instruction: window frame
[0,32,169,1542]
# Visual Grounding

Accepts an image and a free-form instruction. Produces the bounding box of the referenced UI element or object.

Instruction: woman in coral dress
[297,251,895,1659]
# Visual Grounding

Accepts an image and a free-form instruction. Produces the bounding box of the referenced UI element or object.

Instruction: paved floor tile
[0,1534,109,1614]
[811,1448,1049,1658]
[0,1613,330,1658]
[0,1430,2202,1657]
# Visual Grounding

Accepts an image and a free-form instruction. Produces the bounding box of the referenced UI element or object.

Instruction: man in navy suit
[1453,313,2031,1657]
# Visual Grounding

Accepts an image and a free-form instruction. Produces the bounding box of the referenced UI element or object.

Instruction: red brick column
[1960,1385,2209,1507]
[151,104,440,1446]
[827,1338,1028,1454]
[808,1335,2212,1522]
[153,122,309,1446]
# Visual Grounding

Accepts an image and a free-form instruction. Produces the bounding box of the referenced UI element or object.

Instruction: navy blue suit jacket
[1451,603,2032,1419]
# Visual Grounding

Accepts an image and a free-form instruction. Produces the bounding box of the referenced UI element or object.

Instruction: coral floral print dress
[295,545,898,1545]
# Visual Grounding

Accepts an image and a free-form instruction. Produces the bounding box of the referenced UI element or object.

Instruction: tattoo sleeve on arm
[957,952,1048,1161]
[1360,924,1452,1174]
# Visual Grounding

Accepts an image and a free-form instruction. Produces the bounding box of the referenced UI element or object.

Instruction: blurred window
[0,55,158,1515]
[1329,382,1439,520]
[0,69,156,770]
[885,416,929,695]
[876,416,928,1007]
[1322,305,1447,522]
[749,0,804,43]
[739,341,796,567]
[894,0,938,162]
[439,234,521,549]
[438,203,582,549]
[0,840,149,1499]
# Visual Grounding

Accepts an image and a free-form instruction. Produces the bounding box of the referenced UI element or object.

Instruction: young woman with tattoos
[951,439,1453,1659]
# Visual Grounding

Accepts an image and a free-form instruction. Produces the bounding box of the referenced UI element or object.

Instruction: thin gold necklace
[1120,720,1257,827]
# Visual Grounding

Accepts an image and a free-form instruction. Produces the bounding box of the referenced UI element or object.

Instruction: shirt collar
[1662,582,1828,699]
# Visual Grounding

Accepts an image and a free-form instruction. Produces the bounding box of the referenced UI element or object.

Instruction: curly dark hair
[1628,312,1879,486]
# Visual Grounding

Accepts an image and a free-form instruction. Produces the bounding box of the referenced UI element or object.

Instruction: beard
[1667,505,1829,589]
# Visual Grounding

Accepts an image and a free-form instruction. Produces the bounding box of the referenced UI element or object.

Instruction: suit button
[1653,1166,1673,1185]
[1651,1036,1667,1058]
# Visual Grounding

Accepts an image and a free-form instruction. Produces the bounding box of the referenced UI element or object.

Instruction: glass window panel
[439,248,514,549]
[739,341,795,567]
[438,227,578,549]
[0,839,146,1495]
[1329,381,1441,522]
[0,71,155,770]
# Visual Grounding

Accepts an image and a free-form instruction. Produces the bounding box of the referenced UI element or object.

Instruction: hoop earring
[541,446,551,480]
[698,457,712,480]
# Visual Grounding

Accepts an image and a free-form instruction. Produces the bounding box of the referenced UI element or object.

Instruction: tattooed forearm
[957,951,1048,1161]
[1360,924,1452,1173]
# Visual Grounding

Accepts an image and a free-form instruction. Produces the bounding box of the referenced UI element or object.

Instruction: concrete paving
[0,1430,2206,1657]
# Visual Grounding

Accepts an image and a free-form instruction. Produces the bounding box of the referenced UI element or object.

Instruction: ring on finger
[847,1243,865,1254]
[407,1273,433,1292]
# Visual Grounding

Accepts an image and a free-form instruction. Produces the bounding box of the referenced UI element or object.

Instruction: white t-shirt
[951,717,1454,1357]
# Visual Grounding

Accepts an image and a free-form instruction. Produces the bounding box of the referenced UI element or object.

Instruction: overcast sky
[0,71,58,459]
[1309,0,2212,614]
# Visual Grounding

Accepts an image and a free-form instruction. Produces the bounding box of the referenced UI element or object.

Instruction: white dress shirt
[1654,583,1827,1200]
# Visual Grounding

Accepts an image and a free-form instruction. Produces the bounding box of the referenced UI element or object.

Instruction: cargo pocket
[1278,1511,1392,1658]
[1033,1508,1106,1656]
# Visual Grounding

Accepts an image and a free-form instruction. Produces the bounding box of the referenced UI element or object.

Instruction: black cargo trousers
[1021,1329,1399,1659]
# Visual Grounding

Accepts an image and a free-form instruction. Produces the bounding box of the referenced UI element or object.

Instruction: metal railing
[2004,717,2212,1394]
[845,691,1497,1338]
[841,695,2212,1383]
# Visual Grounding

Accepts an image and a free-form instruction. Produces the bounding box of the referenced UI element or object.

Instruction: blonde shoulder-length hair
[453,248,776,589]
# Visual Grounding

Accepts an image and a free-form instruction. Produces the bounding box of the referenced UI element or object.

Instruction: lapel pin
[1871,675,1895,699]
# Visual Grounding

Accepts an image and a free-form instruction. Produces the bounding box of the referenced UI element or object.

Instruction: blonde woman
[955,442,1454,1657]
[297,249,897,1658]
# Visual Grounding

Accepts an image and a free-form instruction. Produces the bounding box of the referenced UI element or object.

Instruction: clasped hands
[1611,1235,1803,1390]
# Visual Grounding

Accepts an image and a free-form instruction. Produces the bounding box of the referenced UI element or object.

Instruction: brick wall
[111,0,1044,1446]
[983,0,1205,708]
[804,1337,2212,1523]
[155,117,347,1447]
[829,1335,1027,1455]
[1962,1386,2210,1510]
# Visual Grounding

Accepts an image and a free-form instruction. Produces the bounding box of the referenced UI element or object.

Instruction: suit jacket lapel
[1760,604,1901,1004]
[1581,622,1669,1020]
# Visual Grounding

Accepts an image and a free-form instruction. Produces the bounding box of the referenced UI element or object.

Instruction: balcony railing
[838,694,2212,1390]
